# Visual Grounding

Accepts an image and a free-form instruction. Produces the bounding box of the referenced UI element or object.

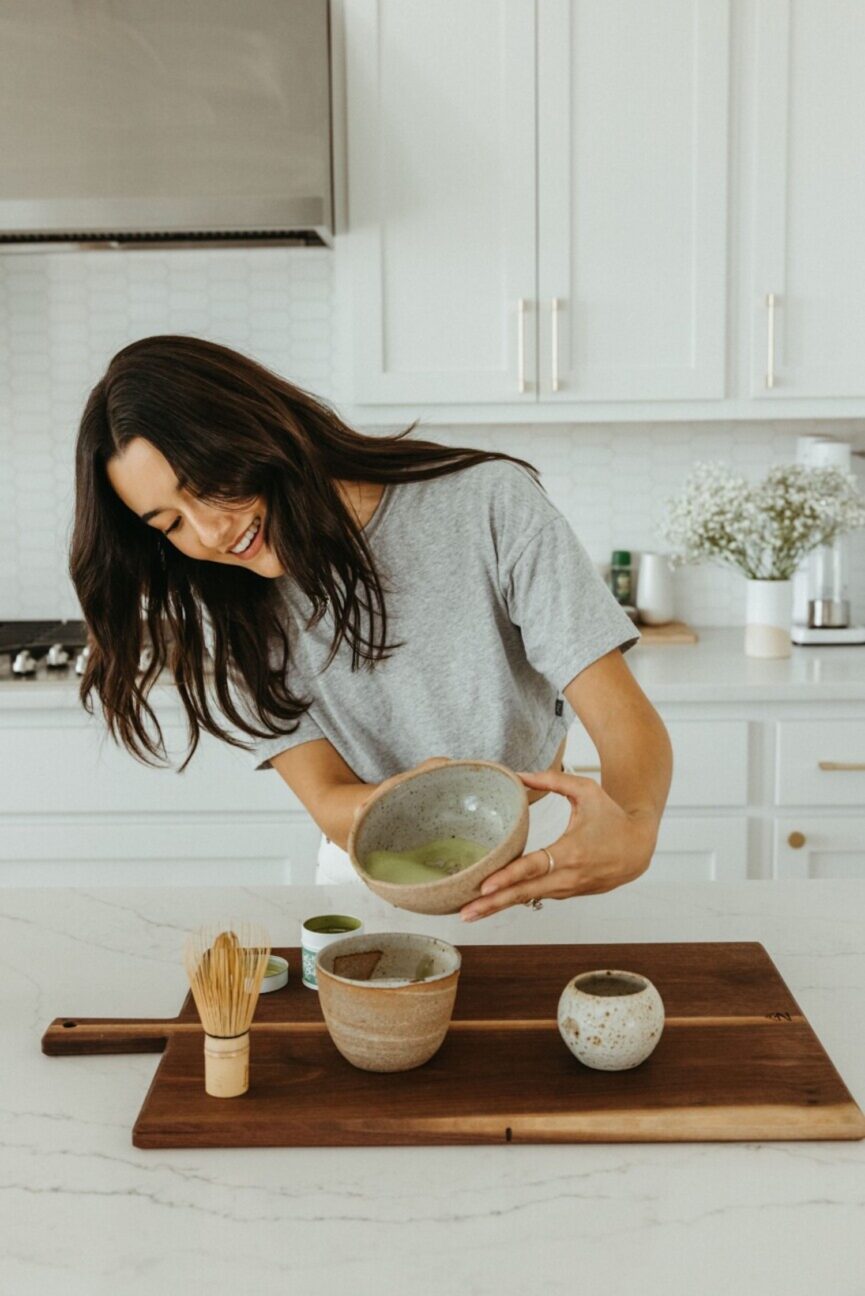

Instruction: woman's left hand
[459,769,658,922]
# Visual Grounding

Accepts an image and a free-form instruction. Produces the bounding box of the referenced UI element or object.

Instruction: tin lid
[612,550,631,566]
[260,955,289,993]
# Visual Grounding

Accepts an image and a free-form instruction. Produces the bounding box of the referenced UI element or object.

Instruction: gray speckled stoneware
[316,932,462,1072]
[557,970,665,1071]
[347,759,529,915]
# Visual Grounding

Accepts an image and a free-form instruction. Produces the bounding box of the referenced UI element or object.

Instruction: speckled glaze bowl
[557,970,665,1071]
[316,932,462,1072]
[347,759,530,915]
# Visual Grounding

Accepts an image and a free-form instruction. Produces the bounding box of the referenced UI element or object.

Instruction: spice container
[610,550,633,605]
[301,914,365,990]
[260,955,289,993]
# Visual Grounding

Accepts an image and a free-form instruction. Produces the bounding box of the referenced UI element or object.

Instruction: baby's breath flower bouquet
[662,462,865,581]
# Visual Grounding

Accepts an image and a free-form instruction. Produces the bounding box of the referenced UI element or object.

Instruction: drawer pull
[516,298,527,393]
[564,764,601,774]
[818,761,865,772]
[787,831,806,850]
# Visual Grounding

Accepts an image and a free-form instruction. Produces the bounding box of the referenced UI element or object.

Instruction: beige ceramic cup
[557,969,665,1071]
[316,931,461,1072]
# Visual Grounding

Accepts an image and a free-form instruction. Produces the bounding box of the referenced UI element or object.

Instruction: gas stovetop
[0,620,88,679]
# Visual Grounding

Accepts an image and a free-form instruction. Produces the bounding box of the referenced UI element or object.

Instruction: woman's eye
[165,517,182,535]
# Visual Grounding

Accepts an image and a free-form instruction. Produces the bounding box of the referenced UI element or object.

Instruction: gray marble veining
[1,880,864,1295]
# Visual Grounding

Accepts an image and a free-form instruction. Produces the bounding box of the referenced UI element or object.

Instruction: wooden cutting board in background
[636,620,699,644]
[42,943,865,1147]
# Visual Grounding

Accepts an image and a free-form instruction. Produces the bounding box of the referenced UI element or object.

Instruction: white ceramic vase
[744,579,792,659]
[635,553,675,625]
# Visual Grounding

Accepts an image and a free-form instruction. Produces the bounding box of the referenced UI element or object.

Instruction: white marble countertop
[2,628,863,710]
[2,879,864,1295]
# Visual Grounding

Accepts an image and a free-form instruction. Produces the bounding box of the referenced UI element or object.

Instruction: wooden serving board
[42,943,865,1147]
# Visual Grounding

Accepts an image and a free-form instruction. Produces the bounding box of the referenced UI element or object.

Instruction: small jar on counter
[610,550,633,605]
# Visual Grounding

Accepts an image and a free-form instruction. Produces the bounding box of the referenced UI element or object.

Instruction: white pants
[315,790,574,886]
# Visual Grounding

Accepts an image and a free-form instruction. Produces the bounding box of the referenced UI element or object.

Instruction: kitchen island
[2,879,863,1295]
[2,628,864,886]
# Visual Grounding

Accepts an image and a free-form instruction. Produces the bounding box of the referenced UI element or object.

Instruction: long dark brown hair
[70,335,543,768]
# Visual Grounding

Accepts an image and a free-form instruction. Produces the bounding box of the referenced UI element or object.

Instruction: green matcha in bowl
[347,759,529,915]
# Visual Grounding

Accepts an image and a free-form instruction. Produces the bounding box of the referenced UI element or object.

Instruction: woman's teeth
[230,517,261,555]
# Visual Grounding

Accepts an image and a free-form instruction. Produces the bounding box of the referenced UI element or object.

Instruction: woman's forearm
[315,780,379,851]
[595,696,672,842]
[563,652,673,849]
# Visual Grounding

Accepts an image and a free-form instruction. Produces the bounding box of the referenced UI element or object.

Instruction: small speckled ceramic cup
[301,914,364,990]
[557,970,665,1071]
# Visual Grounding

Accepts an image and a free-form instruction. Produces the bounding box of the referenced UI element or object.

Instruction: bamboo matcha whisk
[182,921,272,1098]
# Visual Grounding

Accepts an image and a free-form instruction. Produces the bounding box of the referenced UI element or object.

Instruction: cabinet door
[750,1,865,397]
[537,0,730,401]
[776,720,865,807]
[646,818,748,882]
[565,719,749,807]
[344,0,537,403]
[774,817,865,878]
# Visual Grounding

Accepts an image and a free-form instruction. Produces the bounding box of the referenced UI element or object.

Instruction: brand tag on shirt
[554,698,563,716]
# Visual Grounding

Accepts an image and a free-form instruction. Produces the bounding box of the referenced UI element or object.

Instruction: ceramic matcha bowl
[347,759,529,915]
[317,932,462,1072]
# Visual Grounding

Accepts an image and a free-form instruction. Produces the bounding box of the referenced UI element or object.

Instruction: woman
[71,335,672,920]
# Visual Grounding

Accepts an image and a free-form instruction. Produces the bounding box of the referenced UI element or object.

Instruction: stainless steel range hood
[0,0,333,250]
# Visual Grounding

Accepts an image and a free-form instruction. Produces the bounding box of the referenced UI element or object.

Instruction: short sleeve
[248,710,325,772]
[505,516,640,691]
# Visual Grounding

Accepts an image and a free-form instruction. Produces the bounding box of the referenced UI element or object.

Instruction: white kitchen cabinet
[343,0,537,404]
[775,720,865,807]
[566,718,748,882]
[565,718,749,807]
[773,817,865,879]
[0,699,320,886]
[749,0,865,399]
[2,632,862,884]
[644,817,748,882]
[337,0,865,423]
[342,0,730,407]
[537,0,730,401]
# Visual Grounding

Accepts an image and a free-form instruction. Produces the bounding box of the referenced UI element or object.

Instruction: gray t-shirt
[248,459,639,780]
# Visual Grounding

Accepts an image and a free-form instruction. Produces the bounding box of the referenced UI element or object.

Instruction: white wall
[1,245,863,625]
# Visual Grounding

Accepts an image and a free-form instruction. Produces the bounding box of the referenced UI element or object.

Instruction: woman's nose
[192,506,235,552]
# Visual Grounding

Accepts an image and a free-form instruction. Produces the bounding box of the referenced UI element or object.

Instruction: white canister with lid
[636,553,675,626]
[301,914,365,989]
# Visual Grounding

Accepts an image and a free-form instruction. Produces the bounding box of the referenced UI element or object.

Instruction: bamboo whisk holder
[204,1031,250,1098]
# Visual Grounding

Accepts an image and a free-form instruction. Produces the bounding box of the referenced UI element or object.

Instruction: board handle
[41,1017,184,1056]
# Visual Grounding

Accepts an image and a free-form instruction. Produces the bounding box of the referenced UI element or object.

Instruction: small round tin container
[301,914,364,990]
[260,955,289,993]
[557,969,665,1071]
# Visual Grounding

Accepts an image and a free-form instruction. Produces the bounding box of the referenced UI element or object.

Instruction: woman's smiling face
[107,437,285,577]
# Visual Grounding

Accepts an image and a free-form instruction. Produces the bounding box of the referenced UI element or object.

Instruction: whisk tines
[183,920,272,1039]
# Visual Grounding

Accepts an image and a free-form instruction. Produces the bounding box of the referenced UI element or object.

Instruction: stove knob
[74,645,91,676]
[12,649,37,676]
[45,643,71,669]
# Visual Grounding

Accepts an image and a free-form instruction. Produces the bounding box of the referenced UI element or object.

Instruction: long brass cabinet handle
[551,297,560,392]
[765,292,776,389]
[516,298,527,394]
[787,831,806,850]
[818,761,865,771]
[564,763,601,774]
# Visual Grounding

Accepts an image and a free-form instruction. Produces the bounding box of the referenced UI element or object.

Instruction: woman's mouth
[228,516,265,561]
